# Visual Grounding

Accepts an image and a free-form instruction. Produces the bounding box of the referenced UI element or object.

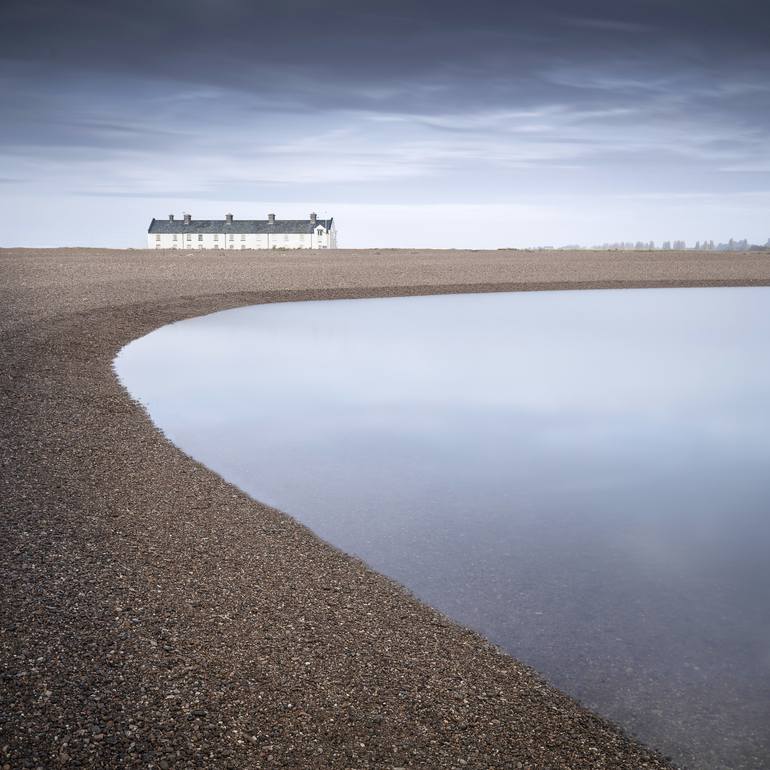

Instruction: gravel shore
[3,247,769,769]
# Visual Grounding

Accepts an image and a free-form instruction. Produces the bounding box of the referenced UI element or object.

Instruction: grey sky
[1,0,769,247]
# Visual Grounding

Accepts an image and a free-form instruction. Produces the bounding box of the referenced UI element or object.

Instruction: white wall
[147,226,332,249]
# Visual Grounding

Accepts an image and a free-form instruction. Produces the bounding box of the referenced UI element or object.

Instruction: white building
[147,212,336,250]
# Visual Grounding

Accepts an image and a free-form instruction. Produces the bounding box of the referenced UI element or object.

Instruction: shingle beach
[3,247,770,769]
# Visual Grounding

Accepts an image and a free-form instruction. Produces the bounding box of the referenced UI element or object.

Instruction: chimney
[268,213,276,224]
[310,212,317,224]
[168,214,175,222]
[225,213,233,224]
[183,213,191,225]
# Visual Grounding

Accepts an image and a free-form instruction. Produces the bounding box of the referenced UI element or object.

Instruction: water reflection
[115,288,770,770]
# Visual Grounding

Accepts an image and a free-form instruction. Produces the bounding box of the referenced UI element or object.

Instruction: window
[172,235,178,241]
[198,234,203,241]
[240,234,245,241]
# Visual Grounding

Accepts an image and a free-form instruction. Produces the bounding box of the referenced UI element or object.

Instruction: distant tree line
[551,238,770,251]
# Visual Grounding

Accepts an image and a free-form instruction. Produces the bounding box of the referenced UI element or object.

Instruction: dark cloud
[5,16,764,202]
[3,1,769,96]
[2,2,768,133]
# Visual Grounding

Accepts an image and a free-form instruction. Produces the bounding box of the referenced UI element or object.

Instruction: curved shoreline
[4,248,770,768]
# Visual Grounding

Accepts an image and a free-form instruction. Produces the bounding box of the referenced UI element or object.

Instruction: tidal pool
[115,287,770,769]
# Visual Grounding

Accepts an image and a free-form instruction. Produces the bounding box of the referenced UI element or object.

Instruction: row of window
[154,232,325,241]
[154,243,330,249]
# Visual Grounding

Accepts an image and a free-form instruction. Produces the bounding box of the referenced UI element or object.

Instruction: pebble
[1,247,722,768]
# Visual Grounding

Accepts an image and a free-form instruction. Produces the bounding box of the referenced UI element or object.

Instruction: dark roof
[148,217,333,235]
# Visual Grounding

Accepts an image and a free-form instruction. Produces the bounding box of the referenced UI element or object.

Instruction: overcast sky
[1,0,769,248]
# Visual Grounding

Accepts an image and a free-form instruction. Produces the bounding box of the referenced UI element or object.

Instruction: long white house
[147,212,336,250]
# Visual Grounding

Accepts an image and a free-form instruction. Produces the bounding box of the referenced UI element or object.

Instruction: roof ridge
[148,216,335,235]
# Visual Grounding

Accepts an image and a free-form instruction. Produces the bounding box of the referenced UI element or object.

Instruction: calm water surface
[115,288,770,769]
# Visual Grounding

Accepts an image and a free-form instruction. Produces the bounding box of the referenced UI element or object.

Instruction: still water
[115,288,770,769]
